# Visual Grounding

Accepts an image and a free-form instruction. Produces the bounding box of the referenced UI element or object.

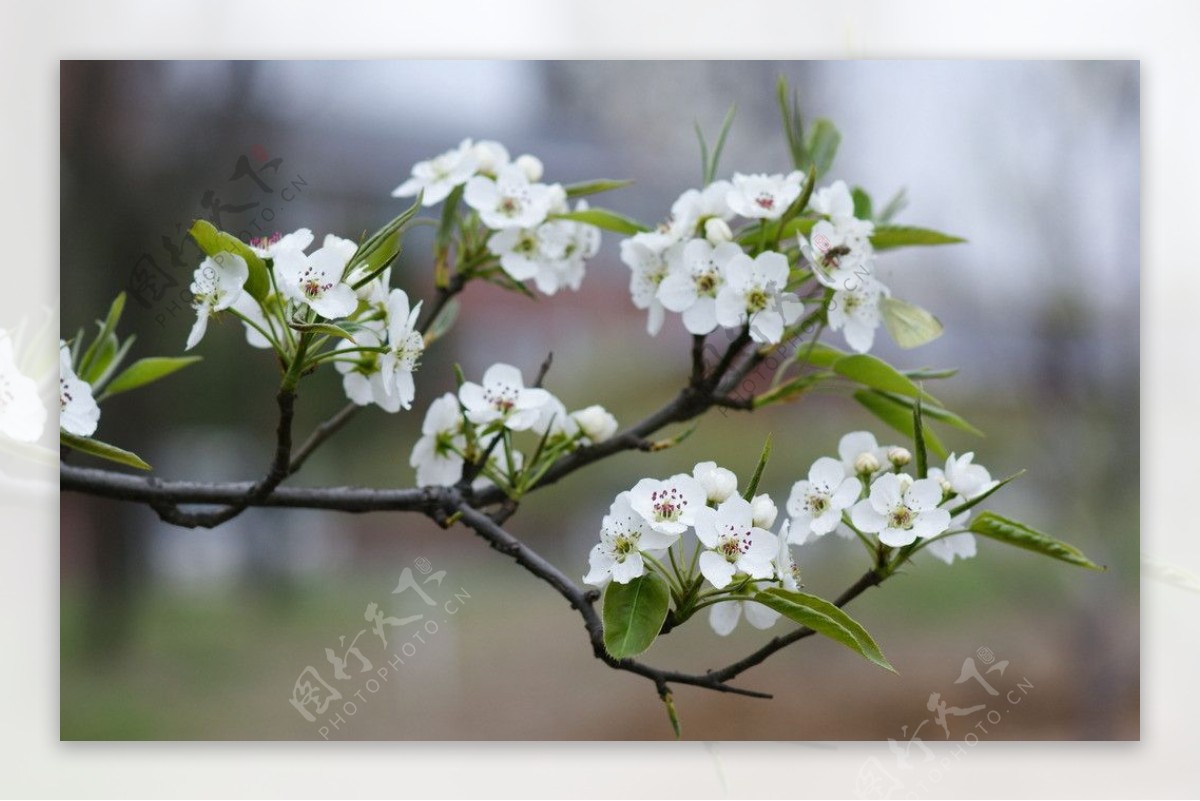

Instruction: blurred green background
[59,61,1138,740]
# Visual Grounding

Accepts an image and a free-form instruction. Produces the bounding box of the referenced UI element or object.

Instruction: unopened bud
[854,452,881,476]
[750,494,778,529]
[887,447,912,467]
[937,476,953,495]
[515,154,544,182]
[704,217,733,244]
[570,404,618,443]
[693,461,738,504]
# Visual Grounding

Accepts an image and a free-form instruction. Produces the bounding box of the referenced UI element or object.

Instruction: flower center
[484,382,519,413]
[717,526,752,562]
[299,267,332,299]
[746,286,770,313]
[806,492,830,515]
[754,192,775,211]
[888,505,915,529]
[498,194,526,218]
[392,331,424,371]
[649,486,689,522]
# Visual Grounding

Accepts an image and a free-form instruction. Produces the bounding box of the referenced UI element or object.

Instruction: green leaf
[777,75,807,170]
[752,374,823,408]
[288,318,357,343]
[912,397,928,479]
[60,432,151,470]
[603,573,671,659]
[876,188,908,224]
[754,588,895,672]
[968,512,1106,571]
[742,434,772,500]
[99,356,202,400]
[881,297,944,349]
[349,193,422,279]
[870,225,965,251]
[834,353,938,403]
[91,335,136,393]
[805,119,841,179]
[189,220,270,301]
[903,366,959,381]
[851,187,873,220]
[868,390,984,437]
[551,208,648,236]
[79,331,119,386]
[424,297,459,344]
[792,341,846,369]
[853,389,948,459]
[563,179,633,198]
[77,293,126,382]
[705,104,737,184]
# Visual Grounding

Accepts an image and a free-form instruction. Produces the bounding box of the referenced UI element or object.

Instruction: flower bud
[515,154,544,182]
[937,476,953,495]
[853,451,881,476]
[750,494,778,529]
[570,405,618,443]
[693,460,738,504]
[887,447,912,467]
[704,217,733,245]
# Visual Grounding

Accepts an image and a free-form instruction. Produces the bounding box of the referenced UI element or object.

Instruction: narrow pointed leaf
[870,225,965,251]
[834,353,938,403]
[851,187,873,220]
[968,511,1105,571]
[853,390,948,459]
[805,119,841,178]
[99,356,202,400]
[563,179,633,198]
[754,588,895,672]
[552,208,648,236]
[77,293,126,381]
[869,390,983,437]
[60,432,151,470]
[288,319,357,343]
[742,434,773,500]
[603,573,671,659]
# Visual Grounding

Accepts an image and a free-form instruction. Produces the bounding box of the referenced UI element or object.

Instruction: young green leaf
[99,356,202,401]
[805,119,841,179]
[288,319,358,343]
[881,297,944,349]
[603,573,671,659]
[851,186,873,220]
[348,193,422,278]
[563,179,633,198]
[968,511,1106,571]
[870,225,966,251]
[912,397,928,479]
[77,292,126,382]
[752,374,823,408]
[753,588,895,672]
[776,75,807,170]
[705,103,737,184]
[790,341,847,369]
[424,297,460,344]
[833,353,939,403]
[551,208,648,236]
[189,220,270,301]
[866,389,984,437]
[742,434,773,500]
[853,389,948,459]
[60,432,151,470]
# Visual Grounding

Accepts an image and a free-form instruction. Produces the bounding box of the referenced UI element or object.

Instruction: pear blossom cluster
[0,331,48,443]
[584,460,801,637]
[619,174,888,352]
[393,139,601,296]
[409,362,619,489]
[786,431,997,564]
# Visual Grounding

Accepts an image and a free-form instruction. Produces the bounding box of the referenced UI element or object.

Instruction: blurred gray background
[60,61,1138,740]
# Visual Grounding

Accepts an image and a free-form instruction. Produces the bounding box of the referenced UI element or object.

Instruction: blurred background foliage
[59,60,1138,740]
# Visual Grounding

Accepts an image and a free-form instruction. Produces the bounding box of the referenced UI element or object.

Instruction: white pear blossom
[490,202,599,296]
[464,164,557,230]
[658,239,742,335]
[248,228,313,260]
[693,495,779,589]
[669,180,734,238]
[708,596,780,637]
[714,251,803,344]
[186,252,249,351]
[410,392,468,487]
[775,520,802,591]
[471,140,511,175]
[231,292,276,350]
[514,153,543,182]
[799,219,875,292]
[333,328,403,412]
[274,234,359,320]
[692,460,738,504]
[851,473,951,547]
[838,431,892,477]
[530,394,578,440]
[458,363,551,432]
[628,473,706,536]
[392,139,479,206]
[584,492,678,588]
[751,493,778,529]
[376,289,424,411]
[929,452,999,500]
[828,273,888,354]
[0,333,46,442]
[925,511,977,565]
[786,456,861,542]
[570,405,618,443]
[620,231,679,335]
[58,342,99,437]
[810,180,856,221]
[726,171,803,220]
